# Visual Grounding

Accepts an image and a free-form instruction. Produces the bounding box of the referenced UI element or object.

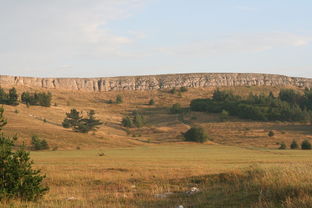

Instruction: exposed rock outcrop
[0,73,311,92]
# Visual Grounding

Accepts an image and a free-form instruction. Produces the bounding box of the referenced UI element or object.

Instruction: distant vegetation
[62,109,102,133]
[301,140,312,150]
[0,107,48,201]
[0,87,52,107]
[183,127,208,143]
[191,88,312,122]
[148,99,155,105]
[122,111,145,128]
[0,87,19,106]
[170,103,183,114]
[31,135,49,151]
[116,95,123,104]
[21,91,52,107]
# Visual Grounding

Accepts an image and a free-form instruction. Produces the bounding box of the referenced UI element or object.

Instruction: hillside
[1,84,311,150]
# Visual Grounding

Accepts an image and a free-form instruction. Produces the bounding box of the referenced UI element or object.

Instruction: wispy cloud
[0,0,147,65]
[158,32,312,57]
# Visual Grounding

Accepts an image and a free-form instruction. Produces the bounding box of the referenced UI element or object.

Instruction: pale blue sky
[1,0,312,78]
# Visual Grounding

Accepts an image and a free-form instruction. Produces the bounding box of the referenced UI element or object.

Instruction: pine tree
[0,107,48,201]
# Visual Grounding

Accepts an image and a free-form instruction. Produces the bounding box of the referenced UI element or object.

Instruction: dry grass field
[1,85,312,207]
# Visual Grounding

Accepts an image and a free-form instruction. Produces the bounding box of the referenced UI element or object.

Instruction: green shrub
[301,140,312,150]
[268,130,275,137]
[183,127,208,143]
[220,110,229,121]
[21,91,52,107]
[170,103,182,114]
[149,99,155,105]
[0,87,19,106]
[190,89,312,122]
[133,112,145,128]
[0,108,48,201]
[279,142,286,150]
[116,95,123,104]
[169,88,177,94]
[122,117,133,128]
[290,140,299,149]
[180,87,188,92]
[31,136,49,151]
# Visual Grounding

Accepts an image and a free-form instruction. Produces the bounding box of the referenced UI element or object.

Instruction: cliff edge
[0,73,311,92]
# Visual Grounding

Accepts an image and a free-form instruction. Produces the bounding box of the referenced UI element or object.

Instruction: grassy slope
[2,86,311,149]
[1,86,312,207]
[4,145,312,208]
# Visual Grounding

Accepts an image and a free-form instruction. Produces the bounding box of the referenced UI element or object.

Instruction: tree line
[190,88,312,122]
[0,87,52,107]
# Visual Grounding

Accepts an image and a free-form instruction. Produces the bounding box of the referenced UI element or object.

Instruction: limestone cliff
[0,73,311,92]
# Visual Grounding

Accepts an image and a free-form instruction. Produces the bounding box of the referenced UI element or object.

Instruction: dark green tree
[170,103,182,114]
[183,127,208,143]
[116,95,123,104]
[180,87,188,92]
[133,112,144,128]
[62,109,102,133]
[290,140,299,149]
[122,117,133,128]
[31,135,49,151]
[301,140,312,150]
[8,88,19,105]
[62,109,82,128]
[0,107,48,201]
[149,99,155,105]
[279,142,287,149]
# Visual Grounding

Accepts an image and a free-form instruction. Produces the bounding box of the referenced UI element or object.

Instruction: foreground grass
[2,144,312,207]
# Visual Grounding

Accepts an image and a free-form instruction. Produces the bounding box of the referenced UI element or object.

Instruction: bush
[190,89,312,122]
[183,127,208,143]
[21,91,52,107]
[290,140,299,149]
[169,88,177,94]
[122,117,133,128]
[170,103,182,114]
[133,112,145,128]
[62,109,102,133]
[268,130,275,137]
[180,87,188,92]
[31,135,49,150]
[220,110,229,121]
[116,95,123,104]
[279,142,287,150]
[301,140,312,150]
[149,99,155,105]
[0,108,48,201]
[0,87,19,106]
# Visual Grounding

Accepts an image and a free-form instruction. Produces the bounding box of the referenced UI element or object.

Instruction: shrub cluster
[0,87,19,106]
[190,88,312,122]
[170,103,183,114]
[21,91,52,107]
[183,127,208,143]
[0,87,52,107]
[121,111,145,128]
[62,109,102,133]
[169,87,188,94]
[278,140,311,150]
[31,135,49,151]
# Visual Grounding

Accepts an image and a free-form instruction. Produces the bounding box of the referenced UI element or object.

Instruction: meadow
[1,86,312,207]
[3,145,312,207]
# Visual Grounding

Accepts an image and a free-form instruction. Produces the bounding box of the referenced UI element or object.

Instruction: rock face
[0,73,311,92]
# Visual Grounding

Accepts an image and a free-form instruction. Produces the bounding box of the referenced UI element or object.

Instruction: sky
[0,0,312,78]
